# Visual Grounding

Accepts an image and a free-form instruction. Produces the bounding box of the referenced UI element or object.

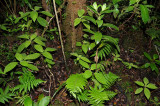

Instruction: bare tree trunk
[63,0,86,52]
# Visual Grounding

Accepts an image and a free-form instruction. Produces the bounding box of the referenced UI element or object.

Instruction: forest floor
[0,28,160,106]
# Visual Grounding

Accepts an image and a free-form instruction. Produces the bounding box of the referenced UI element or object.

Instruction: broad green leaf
[30,33,37,40]
[82,70,92,79]
[82,43,89,54]
[17,43,26,53]
[135,88,143,94]
[0,67,3,74]
[78,9,85,17]
[103,23,119,31]
[27,64,38,71]
[74,18,81,27]
[42,51,53,60]
[94,32,102,44]
[150,63,156,71]
[143,77,149,86]
[55,0,63,5]
[101,3,106,11]
[45,59,55,65]
[144,88,150,99]
[94,72,106,84]
[15,53,23,61]
[146,83,157,89]
[112,0,120,4]
[93,2,98,11]
[76,42,82,46]
[4,62,18,74]
[135,81,144,87]
[83,16,96,25]
[125,6,134,12]
[153,54,158,60]
[37,17,48,27]
[41,11,53,17]
[89,43,95,50]
[91,64,101,70]
[96,20,103,27]
[80,56,91,63]
[140,5,150,24]
[30,11,38,22]
[34,37,45,46]
[144,52,152,60]
[129,0,137,5]
[79,60,90,69]
[82,21,90,29]
[70,53,79,57]
[83,29,95,34]
[25,53,40,60]
[34,44,44,52]
[37,36,47,41]
[34,6,42,11]
[18,34,29,39]
[39,96,50,106]
[144,63,150,68]
[45,48,56,52]
[24,40,31,48]
[20,61,29,66]
[24,97,32,106]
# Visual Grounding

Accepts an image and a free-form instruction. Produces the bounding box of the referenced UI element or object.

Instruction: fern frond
[65,74,87,98]
[15,94,29,105]
[0,86,15,104]
[77,90,89,102]
[13,71,45,94]
[103,72,119,89]
[88,87,109,106]
[94,72,119,89]
[105,90,117,100]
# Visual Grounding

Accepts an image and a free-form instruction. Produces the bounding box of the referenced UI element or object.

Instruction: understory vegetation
[0,0,160,106]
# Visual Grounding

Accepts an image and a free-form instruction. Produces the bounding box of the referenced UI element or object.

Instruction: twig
[52,0,68,71]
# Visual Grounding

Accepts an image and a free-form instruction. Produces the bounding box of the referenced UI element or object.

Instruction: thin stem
[52,0,68,70]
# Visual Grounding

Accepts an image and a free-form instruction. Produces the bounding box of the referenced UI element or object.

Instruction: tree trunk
[63,0,86,53]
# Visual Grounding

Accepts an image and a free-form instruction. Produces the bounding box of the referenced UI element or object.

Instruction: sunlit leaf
[82,70,92,79]
[4,62,18,74]
[135,81,144,87]
[39,96,50,106]
[41,11,53,17]
[140,5,150,24]
[25,53,40,60]
[135,88,143,94]
[146,83,157,89]
[79,60,90,69]
[37,17,48,27]
[78,9,85,17]
[42,51,53,60]
[24,97,32,106]
[30,11,38,22]
[144,88,150,100]
[15,53,23,61]
[34,44,44,52]
[94,32,102,44]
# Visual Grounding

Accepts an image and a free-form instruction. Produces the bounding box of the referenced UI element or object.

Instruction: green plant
[150,96,160,106]
[135,77,157,100]
[23,94,50,106]
[142,52,160,74]
[0,86,15,104]
[122,61,139,69]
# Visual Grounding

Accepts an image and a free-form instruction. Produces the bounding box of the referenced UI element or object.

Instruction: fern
[105,90,117,100]
[13,71,45,94]
[15,94,29,105]
[88,87,109,106]
[0,86,15,104]
[65,74,87,98]
[77,90,88,102]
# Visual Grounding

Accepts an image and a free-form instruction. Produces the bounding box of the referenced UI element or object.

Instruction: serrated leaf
[135,88,143,94]
[146,83,157,89]
[45,48,56,52]
[27,64,38,71]
[24,53,40,60]
[78,9,85,17]
[37,17,48,27]
[79,60,90,69]
[143,77,149,86]
[80,56,91,63]
[82,70,92,79]
[15,53,23,61]
[42,51,53,60]
[135,81,144,87]
[94,32,102,44]
[30,11,38,22]
[144,88,150,99]
[4,62,18,74]
[34,44,44,52]
[39,96,50,106]
[140,5,150,24]
[96,20,103,27]
[41,11,53,17]
[34,37,45,46]
[24,97,32,106]
[74,18,81,27]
